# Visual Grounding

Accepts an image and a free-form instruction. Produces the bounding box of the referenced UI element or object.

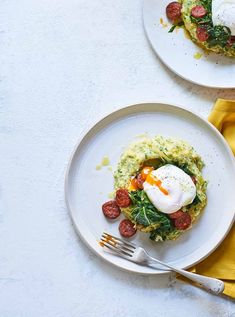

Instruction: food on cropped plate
[166,0,235,57]
[102,135,207,242]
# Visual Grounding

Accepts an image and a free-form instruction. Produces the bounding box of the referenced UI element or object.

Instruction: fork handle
[148,257,224,295]
[174,268,224,294]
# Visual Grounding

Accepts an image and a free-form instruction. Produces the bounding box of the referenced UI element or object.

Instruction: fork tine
[100,239,132,258]
[103,232,136,249]
[101,233,134,253]
[100,238,133,257]
[100,238,133,256]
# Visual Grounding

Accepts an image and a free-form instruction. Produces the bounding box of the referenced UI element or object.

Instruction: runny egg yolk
[140,166,154,180]
[128,166,154,191]
[128,177,139,191]
[128,166,168,193]
[145,173,169,195]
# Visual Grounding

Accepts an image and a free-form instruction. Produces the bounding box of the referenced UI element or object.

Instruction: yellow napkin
[178,99,235,298]
[208,99,235,155]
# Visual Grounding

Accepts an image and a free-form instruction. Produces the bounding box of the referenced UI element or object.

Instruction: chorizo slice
[196,26,209,42]
[102,200,121,219]
[115,189,132,208]
[227,36,235,47]
[191,5,207,18]
[119,219,137,238]
[166,2,182,22]
[174,213,192,230]
[191,175,197,185]
[136,174,145,189]
[168,210,184,219]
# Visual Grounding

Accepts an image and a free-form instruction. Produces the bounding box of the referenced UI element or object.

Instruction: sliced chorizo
[191,175,197,185]
[174,213,192,230]
[115,189,132,208]
[196,26,209,42]
[191,5,207,18]
[136,174,145,189]
[168,210,184,219]
[227,36,235,47]
[166,2,182,22]
[102,200,121,219]
[119,219,137,238]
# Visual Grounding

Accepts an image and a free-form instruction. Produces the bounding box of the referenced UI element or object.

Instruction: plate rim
[65,101,235,275]
[142,0,235,89]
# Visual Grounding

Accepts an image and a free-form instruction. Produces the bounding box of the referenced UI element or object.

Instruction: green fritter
[114,135,207,242]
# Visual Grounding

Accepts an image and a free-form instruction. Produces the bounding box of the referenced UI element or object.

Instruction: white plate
[65,103,235,274]
[143,0,235,88]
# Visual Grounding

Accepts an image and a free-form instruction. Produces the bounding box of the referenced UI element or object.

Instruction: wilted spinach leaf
[207,25,231,47]
[168,22,184,33]
[129,191,172,229]
[168,25,177,33]
[190,15,211,25]
[200,0,212,12]
[150,226,176,241]
[192,194,201,205]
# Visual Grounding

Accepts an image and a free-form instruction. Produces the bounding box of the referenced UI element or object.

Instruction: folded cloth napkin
[208,98,235,155]
[178,98,235,298]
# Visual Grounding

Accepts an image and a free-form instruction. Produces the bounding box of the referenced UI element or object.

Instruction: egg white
[143,164,196,214]
[212,0,235,36]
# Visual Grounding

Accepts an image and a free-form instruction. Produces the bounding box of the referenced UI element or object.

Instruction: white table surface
[1,0,235,316]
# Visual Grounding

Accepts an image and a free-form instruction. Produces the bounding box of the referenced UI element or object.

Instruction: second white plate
[65,103,235,274]
[143,0,235,88]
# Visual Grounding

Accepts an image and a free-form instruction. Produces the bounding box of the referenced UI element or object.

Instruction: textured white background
[1,0,235,316]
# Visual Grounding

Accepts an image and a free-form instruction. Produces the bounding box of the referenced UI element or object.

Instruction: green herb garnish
[168,21,184,33]
[168,25,177,33]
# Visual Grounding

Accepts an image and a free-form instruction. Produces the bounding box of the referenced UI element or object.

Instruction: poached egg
[143,164,196,214]
[212,0,235,36]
